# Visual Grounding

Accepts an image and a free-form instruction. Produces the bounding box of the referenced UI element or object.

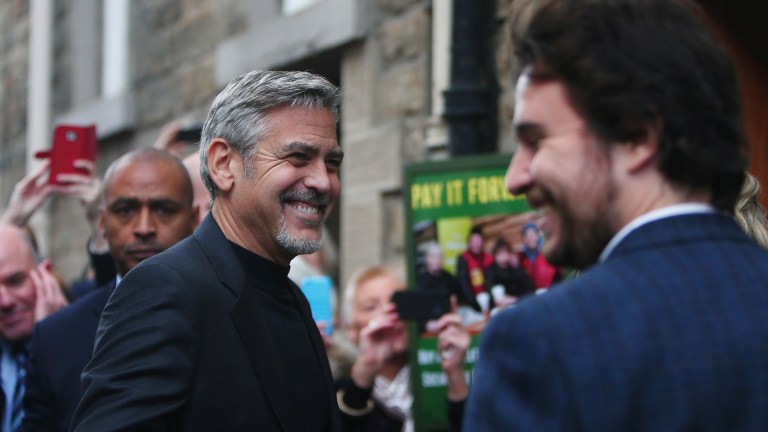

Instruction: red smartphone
[35,124,97,185]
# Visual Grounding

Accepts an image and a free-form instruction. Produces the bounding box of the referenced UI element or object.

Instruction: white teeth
[294,204,319,215]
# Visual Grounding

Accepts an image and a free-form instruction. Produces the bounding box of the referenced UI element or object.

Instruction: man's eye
[112,207,133,215]
[326,158,342,171]
[289,153,311,163]
[5,272,28,288]
[155,207,177,216]
[524,137,541,151]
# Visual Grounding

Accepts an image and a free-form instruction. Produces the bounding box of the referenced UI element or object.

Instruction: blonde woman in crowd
[734,173,768,248]
[337,266,469,432]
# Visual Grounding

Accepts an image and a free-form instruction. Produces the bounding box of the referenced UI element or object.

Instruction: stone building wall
[338,0,525,283]
[1,0,526,288]
[9,0,250,282]
[0,1,30,206]
[339,0,429,282]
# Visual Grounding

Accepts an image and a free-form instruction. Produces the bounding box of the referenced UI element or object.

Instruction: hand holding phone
[175,122,204,143]
[391,290,451,322]
[35,124,97,185]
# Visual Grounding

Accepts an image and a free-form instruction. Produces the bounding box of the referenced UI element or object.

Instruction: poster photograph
[404,154,562,431]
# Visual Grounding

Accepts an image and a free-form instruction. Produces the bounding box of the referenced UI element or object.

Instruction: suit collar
[231,280,341,432]
[230,286,298,432]
[193,213,248,296]
[606,212,745,261]
[600,204,716,262]
[90,279,117,317]
[197,215,295,429]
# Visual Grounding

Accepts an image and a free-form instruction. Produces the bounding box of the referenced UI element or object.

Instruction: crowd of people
[420,224,559,315]
[0,0,767,431]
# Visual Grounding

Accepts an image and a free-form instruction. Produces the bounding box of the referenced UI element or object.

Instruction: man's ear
[98,207,106,238]
[615,121,662,174]
[207,138,239,193]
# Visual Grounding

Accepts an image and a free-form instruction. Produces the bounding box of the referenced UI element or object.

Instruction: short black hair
[511,0,747,211]
[102,148,194,207]
[492,238,512,255]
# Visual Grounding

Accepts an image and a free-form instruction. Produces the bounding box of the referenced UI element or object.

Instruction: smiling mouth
[291,202,322,216]
[285,201,326,227]
[0,310,24,324]
[281,189,331,224]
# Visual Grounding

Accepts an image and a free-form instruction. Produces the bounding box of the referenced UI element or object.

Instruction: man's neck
[212,203,292,266]
[599,202,716,262]
[612,171,711,232]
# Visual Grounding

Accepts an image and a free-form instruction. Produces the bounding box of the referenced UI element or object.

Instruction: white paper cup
[491,285,505,303]
[476,292,490,313]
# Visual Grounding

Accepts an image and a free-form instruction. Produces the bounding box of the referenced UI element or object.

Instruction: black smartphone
[391,291,450,322]
[176,122,205,143]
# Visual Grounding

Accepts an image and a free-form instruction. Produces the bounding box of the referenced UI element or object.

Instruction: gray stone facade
[0,1,30,205]
[1,0,520,288]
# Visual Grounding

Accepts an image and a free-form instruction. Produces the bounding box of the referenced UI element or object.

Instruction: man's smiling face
[506,74,618,268]
[229,105,342,263]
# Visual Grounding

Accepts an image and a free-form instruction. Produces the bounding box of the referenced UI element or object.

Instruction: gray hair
[199,70,341,204]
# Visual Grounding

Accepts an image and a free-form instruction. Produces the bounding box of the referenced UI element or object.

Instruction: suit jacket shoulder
[465,213,768,431]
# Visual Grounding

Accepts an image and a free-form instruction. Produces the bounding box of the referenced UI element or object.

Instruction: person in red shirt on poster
[456,227,494,310]
[518,222,562,289]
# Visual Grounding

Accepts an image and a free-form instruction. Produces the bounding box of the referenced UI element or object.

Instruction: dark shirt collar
[227,240,291,293]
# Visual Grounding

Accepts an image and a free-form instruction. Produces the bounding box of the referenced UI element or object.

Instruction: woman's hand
[351,303,404,388]
[426,296,470,401]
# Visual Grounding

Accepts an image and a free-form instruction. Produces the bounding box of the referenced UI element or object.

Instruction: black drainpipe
[443,0,498,156]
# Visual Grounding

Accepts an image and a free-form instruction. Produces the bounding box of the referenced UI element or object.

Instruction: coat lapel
[289,283,342,431]
[89,280,117,318]
[195,215,298,432]
[230,287,298,432]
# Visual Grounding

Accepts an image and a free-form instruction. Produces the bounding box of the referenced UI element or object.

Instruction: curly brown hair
[510,0,747,211]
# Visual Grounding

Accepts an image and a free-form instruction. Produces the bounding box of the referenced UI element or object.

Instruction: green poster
[404,154,536,431]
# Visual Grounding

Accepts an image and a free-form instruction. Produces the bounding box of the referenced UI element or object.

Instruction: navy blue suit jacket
[23,280,116,432]
[464,213,768,431]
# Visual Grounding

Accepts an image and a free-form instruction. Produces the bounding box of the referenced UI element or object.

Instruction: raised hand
[426,296,470,401]
[30,259,69,322]
[351,303,406,388]
[1,160,55,226]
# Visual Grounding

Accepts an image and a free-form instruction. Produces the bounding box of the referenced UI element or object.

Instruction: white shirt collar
[599,203,716,262]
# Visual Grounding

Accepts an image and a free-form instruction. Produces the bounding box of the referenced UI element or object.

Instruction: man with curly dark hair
[465,1,768,430]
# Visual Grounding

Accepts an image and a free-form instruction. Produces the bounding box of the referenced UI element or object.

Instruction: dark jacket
[70,215,341,432]
[23,280,116,432]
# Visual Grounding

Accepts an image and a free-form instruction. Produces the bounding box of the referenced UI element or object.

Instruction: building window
[101,0,130,98]
[282,0,322,15]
